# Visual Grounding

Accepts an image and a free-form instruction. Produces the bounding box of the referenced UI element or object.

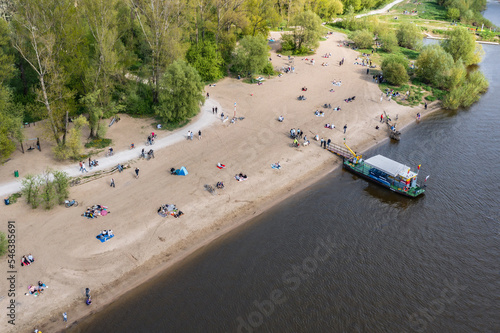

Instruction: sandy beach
[0,32,439,333]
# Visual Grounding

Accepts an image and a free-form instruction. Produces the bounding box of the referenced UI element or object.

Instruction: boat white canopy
[364,155,417,179]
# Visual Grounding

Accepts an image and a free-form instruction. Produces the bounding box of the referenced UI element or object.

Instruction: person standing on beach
[212,107,214,114]
[110,178,115,188]
[380,114,384,122]
[198,130,201,140]
[343,124,347,134]
[63,312,67,322]
[135,168,140,179]
[327,138,331,148]
[215,107,218,114]
[320,138,324,148]
[425,102,428,110]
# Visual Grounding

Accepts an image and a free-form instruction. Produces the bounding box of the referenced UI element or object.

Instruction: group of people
[147,132,157,145]
[25,281,48,297]
[332,80,342,86]
[290,128,303,139]
[315,110,325,117]
[216,181,224,189]
[99,230,114,237]
[298,95,306,100]
[89,159,99,168]
[21,253,35,266]
[235,173,248,181]
[325,123,335,129]
[82,205,109,219]
[157,204,184,218]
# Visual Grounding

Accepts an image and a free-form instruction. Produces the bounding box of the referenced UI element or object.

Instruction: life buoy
[404,186,409,192]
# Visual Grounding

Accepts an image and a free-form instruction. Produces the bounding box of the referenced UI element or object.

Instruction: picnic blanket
[96,234,114,243]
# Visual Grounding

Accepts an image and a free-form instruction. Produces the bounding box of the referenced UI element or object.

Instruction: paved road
[0,101,221,197]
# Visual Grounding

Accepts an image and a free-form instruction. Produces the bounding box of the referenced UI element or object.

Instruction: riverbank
[0,31,439,333]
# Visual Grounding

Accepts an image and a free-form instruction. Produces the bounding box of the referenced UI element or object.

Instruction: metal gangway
[326,142,353,159]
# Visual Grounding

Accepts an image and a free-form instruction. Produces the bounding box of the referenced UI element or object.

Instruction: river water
[73,6,500,333]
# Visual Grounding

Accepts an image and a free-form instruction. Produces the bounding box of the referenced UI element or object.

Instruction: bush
[0,232,6,257]
[397,22,423,50]
[21,174,42,209]
[378,30,398,53]
[52,170,70,204]
[383,63,409,86]
[85,138,112,149]
[425,95,437,101]
[350,29,374,49]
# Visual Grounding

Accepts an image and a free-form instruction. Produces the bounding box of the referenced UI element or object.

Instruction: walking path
[0,100,220,197]
[355,0,404,18]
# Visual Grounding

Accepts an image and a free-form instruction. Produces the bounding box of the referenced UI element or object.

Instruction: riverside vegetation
[330,0,492,109]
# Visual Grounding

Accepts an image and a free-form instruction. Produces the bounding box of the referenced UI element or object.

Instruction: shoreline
[0,31,442,333]
[54,109,442,333]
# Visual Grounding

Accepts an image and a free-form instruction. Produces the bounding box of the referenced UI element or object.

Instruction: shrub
[52,170,70,204]
[0,232,6,257]
[21,174,42,209]
[397,22,423,50]
[383,63,409,86]
[350,29,374,49]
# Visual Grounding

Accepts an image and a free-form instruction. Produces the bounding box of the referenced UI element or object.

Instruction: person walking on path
[380,114,384,122]
[63,312,67,322]
[198,130,201,140]
[82,162,88,173]
[327,138,331,148]
[135,168,139,179]
[187,130,191,140]
[190,131,194,140]
[215,107,218,115]
[110,178,115,188]
[424,102,428,110]
[366,68,369,75]
[320,138,325,148]
[343,124,347,134]
[79,161,83,172]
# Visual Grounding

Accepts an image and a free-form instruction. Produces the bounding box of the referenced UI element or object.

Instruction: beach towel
[217,163,226,169]
[101,210,108,216]
[96,234,114,243]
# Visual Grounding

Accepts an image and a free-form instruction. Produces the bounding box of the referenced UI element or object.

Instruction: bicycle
[105,150,114,157]
[65,199,79,208]
[145,140,155,146]
[69,179,81,187]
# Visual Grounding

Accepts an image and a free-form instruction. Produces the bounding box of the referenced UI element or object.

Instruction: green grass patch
[8,192,21,204]
[84,138,112,149]
[425,95,437,101]
[394,0,447,21]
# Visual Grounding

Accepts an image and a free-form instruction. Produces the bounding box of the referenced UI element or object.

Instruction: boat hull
[343,159,425,198]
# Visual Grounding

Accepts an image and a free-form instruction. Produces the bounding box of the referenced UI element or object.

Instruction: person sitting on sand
[108,230,113,236]
[302,87,307,91]
[27,253,34,262]
[21,255,30,266]
[217,181,224,189]
[278,115,284,122]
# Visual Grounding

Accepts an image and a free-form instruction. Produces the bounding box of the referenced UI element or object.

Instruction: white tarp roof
[364,155,416,178]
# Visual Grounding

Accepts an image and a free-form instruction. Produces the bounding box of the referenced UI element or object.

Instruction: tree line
[0,0,393,161]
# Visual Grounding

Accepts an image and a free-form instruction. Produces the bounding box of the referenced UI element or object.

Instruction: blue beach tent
[175,166,188,176]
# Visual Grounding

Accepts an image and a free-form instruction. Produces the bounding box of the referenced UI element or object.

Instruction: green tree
[0,87,23,160]
[52,170,70,204]
[378,29,398,53]
[396,22,422,50]
[441,26,482,66]
[81,0,125,138]
[382,54,409,85]
[186,40,225,82]
[447,7,460,21]
[383,63,409,86]
[416,44,454,88]
[232,35,270,75]
[446,59,467,89]
[289,10,323,51]
[349,29,373,49]
[21,174,42,209]
[11,0,77,146]
[244,0,280,36]
[155,60,204,123]
[129,0,184,104]
[305,0,343,20]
